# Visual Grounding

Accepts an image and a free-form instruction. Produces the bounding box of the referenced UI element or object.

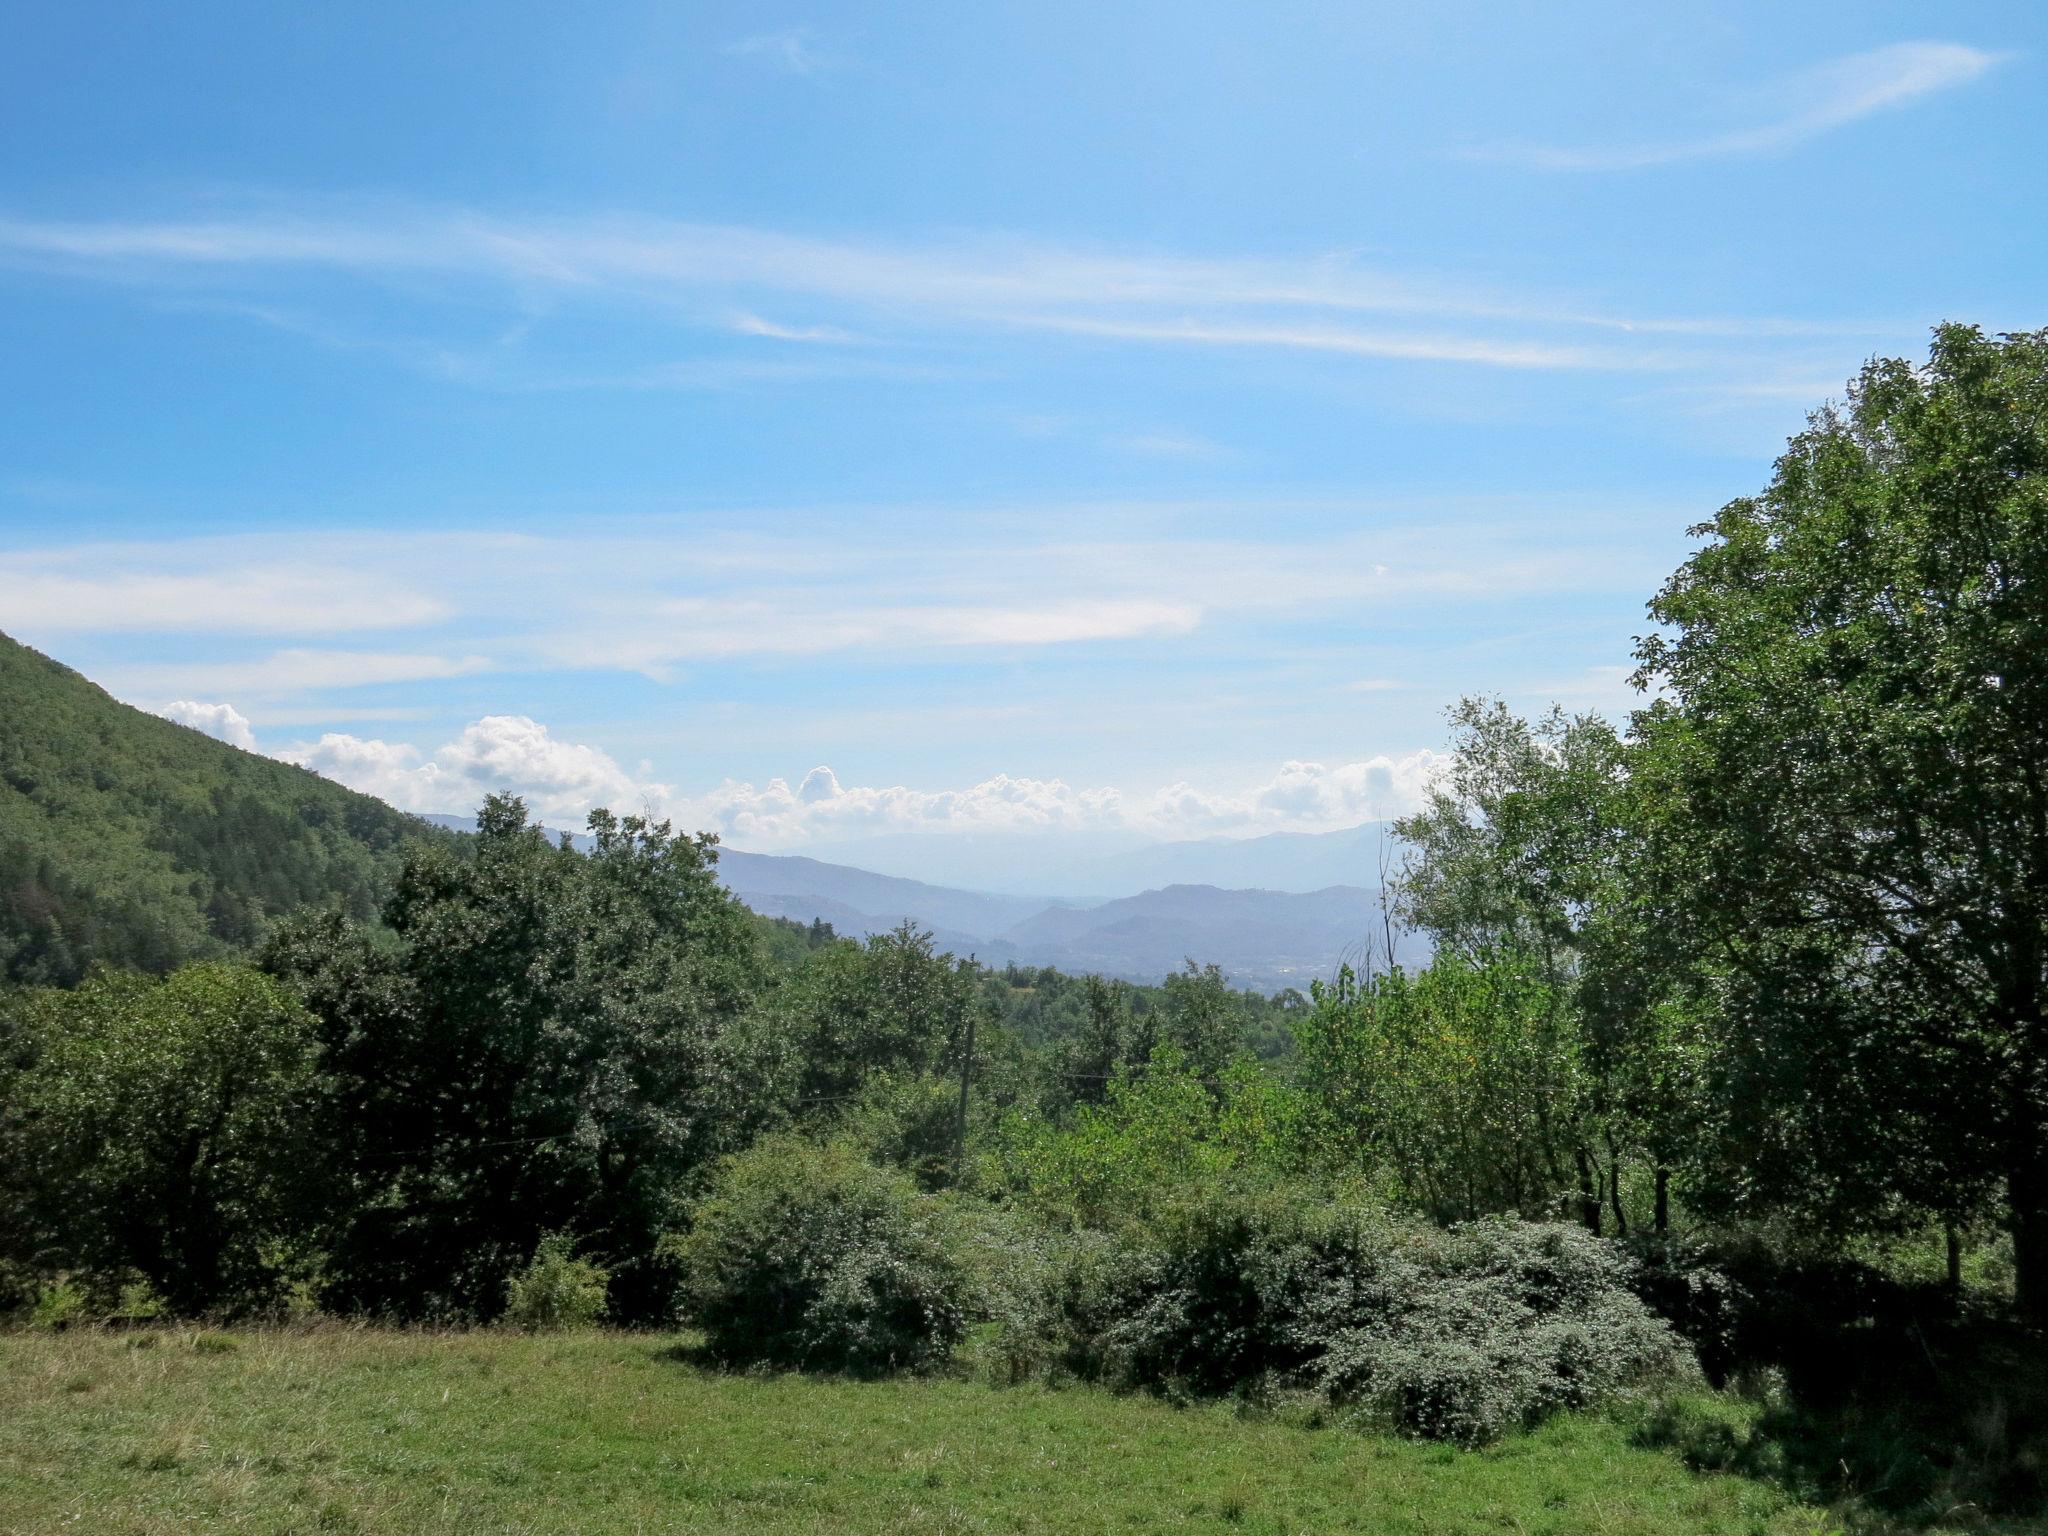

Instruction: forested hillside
[0,631,451,983]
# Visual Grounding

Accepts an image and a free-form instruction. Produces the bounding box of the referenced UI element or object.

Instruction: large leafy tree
[738,922,983,1110]
[265,795,764,1321]
[1635,324,2048,1317]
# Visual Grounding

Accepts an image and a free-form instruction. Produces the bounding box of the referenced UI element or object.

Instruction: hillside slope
[0,630,451,983]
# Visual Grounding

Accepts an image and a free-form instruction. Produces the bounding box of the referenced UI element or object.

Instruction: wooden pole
[954,1008,977,1178]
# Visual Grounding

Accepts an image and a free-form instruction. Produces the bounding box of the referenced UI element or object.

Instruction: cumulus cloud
[161,700,256,750]
[672,753,1443,848]
[285,714,665,823]
[1141,755,1443,837]
[268,707,1441,847]
[678,767,1130,846]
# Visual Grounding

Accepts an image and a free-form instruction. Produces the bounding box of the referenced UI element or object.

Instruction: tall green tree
[739,921,983,1109]
[1635,324,2048,1317]
[1394,699,1700,1232]
[265,795,764,1321]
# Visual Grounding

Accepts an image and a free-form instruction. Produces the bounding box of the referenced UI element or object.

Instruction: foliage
[1633,323,2048,1316]
[1293,952,1589,1224]
[1307,1221,1687,1445]
[735,922,984,1116]
[666,1136,969,1374]
[985,961,1299,1074]
[1042,1184,1689,1444]
[1000,1045,1306,1228]
[0,963,325,1317]
[263,796,764,1323]
[503,1233,610,1330]
[26,1280,87,1330]
[0,630,450,984]
[1393,698,1704,1236]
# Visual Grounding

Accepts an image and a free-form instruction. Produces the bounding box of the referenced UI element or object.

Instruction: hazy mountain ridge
[423,814,1400,992]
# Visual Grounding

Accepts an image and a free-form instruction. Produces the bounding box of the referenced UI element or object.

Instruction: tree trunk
[1574,1145,1601,1236]
[1944,1221,1962,1299]
[2014,1166,2048,1326]
[1653,1166,1671,1235]
[1604,1131,1627,1237]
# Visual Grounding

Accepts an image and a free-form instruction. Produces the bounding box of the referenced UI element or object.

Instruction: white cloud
[161,700,256,750]
[554,595,1202,670]
[725,27,845,76]
[1142,755,1443,837]
[0,561,445,633]
[1023,313,1665,372]
[6,512,1666,689]
[730,311,862,343]
[268,704,1443,847]
[0,199,1907,380]
[285,714,664,823]
[117,649,491,696]
[1471,41,2005,171]
[675,752,1444,849]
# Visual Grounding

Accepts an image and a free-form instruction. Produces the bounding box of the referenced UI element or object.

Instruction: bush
[1311,1222,1689,1444]
[1045,1188,1691,1443]
[666,1137,967,1374]
[503,1234,609,1330]
[27,1279,87,1330]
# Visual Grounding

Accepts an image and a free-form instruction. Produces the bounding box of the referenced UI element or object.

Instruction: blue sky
[1,2,2041,859]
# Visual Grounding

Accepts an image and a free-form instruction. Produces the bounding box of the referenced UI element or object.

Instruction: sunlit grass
[0,1326,1837,1535]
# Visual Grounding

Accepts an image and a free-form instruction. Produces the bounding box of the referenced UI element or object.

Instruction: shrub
[1311,1222,1689,1444]
[1046,1187,1691,1443]
[27,1279,87,1330]
[666,1137,967,1373]
[503,1234,609,1330]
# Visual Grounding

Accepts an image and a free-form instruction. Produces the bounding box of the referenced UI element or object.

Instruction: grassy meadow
[0,1326,1840,1536]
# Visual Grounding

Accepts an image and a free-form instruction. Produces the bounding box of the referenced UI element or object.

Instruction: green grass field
[0,1327,1835,1536]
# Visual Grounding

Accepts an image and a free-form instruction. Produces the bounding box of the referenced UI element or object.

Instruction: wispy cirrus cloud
[729,310,864,343]
[1468,41,2007,172]
[0,197,1911,381]
[0,556,446,633]
[6,506,1673,695]
[724,26,848,77]
[117,649,492,698]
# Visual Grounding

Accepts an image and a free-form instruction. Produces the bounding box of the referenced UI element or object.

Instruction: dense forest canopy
[0,633,453,984]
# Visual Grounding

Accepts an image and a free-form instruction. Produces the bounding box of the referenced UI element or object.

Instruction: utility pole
[954,1007,977,1177]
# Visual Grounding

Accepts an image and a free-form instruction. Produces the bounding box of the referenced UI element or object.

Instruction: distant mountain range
[424,814,1412,992]
[779,821,1401,898]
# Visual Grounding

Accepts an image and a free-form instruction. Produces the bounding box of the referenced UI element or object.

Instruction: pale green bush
[1041,1188,1691,1443]
[504,1234,609,1330]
